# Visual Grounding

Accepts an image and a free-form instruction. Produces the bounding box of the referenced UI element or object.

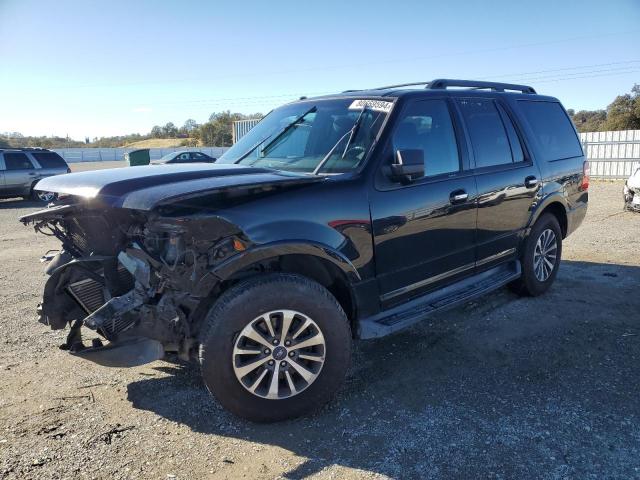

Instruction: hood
[35,163,324,210]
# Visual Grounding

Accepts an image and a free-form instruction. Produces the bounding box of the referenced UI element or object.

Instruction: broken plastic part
[70,337,164,367]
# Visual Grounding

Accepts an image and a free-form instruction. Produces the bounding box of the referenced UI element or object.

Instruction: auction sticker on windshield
[348,99,394,113]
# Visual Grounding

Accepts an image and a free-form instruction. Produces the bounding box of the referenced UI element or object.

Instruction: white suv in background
[623,166,640,211]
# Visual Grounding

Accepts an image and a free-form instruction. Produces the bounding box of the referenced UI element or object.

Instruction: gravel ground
[0,179,639,480]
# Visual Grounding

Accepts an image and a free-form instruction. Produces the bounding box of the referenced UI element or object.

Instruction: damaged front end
[623,181,640,212]
[21,200,244,367]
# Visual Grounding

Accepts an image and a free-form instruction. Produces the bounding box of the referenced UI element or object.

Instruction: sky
[0,0,639,140]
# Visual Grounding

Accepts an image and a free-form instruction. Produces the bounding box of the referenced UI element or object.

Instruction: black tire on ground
[199,273,352,422]
[510,213,563,297]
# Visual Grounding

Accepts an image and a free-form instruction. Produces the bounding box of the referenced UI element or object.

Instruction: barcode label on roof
[348,99,394,113]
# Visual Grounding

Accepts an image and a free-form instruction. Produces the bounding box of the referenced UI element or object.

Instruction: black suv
[21,79,588,422]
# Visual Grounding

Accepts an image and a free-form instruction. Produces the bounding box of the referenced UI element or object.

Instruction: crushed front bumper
[623,184,640,212]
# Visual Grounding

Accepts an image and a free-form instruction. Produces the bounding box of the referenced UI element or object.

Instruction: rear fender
[526,192,568,233]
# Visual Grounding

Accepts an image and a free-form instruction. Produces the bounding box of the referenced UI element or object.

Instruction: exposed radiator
[66,267,134,314]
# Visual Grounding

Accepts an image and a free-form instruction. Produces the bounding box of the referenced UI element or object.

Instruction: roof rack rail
[427,79,536,94]
[344,79,536,94]
[342,81,430,93]
[0,147,51,152]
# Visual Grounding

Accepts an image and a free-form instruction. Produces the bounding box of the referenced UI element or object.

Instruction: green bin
[124,148,150,166]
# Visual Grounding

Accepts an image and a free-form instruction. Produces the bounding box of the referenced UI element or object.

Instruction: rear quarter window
[32,152,68,168]
[517,100,582,161]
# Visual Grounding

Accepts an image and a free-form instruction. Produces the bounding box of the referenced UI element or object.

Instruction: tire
[510,213,563,296]
[199,273,351,422]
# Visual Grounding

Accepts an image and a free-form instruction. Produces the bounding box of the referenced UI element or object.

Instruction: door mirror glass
[390,149,424,184]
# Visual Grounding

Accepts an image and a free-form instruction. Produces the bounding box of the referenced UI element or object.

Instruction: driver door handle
[450,190,468,204]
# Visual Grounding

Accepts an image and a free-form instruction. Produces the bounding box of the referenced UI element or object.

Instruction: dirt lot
[0,178,639,480]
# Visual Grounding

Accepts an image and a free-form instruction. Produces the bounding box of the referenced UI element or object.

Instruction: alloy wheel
[533,228,557,282]
[37,191,55,202]
[232,310,326,400]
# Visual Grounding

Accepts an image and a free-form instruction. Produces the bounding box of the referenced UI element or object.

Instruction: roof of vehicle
[312,78,559,103]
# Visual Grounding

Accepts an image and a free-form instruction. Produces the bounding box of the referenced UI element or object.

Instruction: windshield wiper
[312,106,369,175]
[234,106,316,164]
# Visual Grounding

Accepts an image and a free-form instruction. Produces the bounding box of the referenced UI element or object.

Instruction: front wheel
[511,213,562,296]
[199,273,351,422]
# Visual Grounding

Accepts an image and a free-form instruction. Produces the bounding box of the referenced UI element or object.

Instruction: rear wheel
[511,213,562,296]
[199,273,351,422]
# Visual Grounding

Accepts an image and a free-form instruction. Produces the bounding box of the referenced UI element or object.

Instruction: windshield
[217,98,392,174]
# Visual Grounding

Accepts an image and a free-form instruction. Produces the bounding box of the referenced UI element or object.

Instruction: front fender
[192,241,361,297]
[214,241,361,282]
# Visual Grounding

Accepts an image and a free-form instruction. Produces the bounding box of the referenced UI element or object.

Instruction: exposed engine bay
[20,198,247,367]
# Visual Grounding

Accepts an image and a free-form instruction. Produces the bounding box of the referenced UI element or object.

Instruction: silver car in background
[0,148,70,202]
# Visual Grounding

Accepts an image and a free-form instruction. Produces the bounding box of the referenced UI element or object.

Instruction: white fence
[52,147,229,163]
[233,119,262,144]
[580,130,640,179]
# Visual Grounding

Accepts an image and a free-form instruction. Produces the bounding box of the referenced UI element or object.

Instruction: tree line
[568,84,640,132]
[0,110,262,150]
[2,84,639,150]
[148,111,262,147]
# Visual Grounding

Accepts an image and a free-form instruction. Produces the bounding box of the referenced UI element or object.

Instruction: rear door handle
[525,176,538,188]
[450,190,468,204]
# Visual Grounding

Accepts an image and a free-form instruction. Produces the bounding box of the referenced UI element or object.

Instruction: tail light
[581,161,590,191]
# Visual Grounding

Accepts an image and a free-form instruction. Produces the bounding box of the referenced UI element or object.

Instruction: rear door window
[496,103,525,163]
[3,153,34,170]
[457,98,513,168]
[517,100,582,161]
[32,152,68,168]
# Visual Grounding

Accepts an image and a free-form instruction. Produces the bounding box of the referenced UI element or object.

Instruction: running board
[359,261,521,339]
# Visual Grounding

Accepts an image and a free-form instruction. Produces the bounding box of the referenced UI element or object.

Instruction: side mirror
[389,149,424,184]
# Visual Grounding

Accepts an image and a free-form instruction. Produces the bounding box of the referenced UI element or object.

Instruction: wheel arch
[29,180,40,197]
[199,242,360,333]
[529,195,568,238]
